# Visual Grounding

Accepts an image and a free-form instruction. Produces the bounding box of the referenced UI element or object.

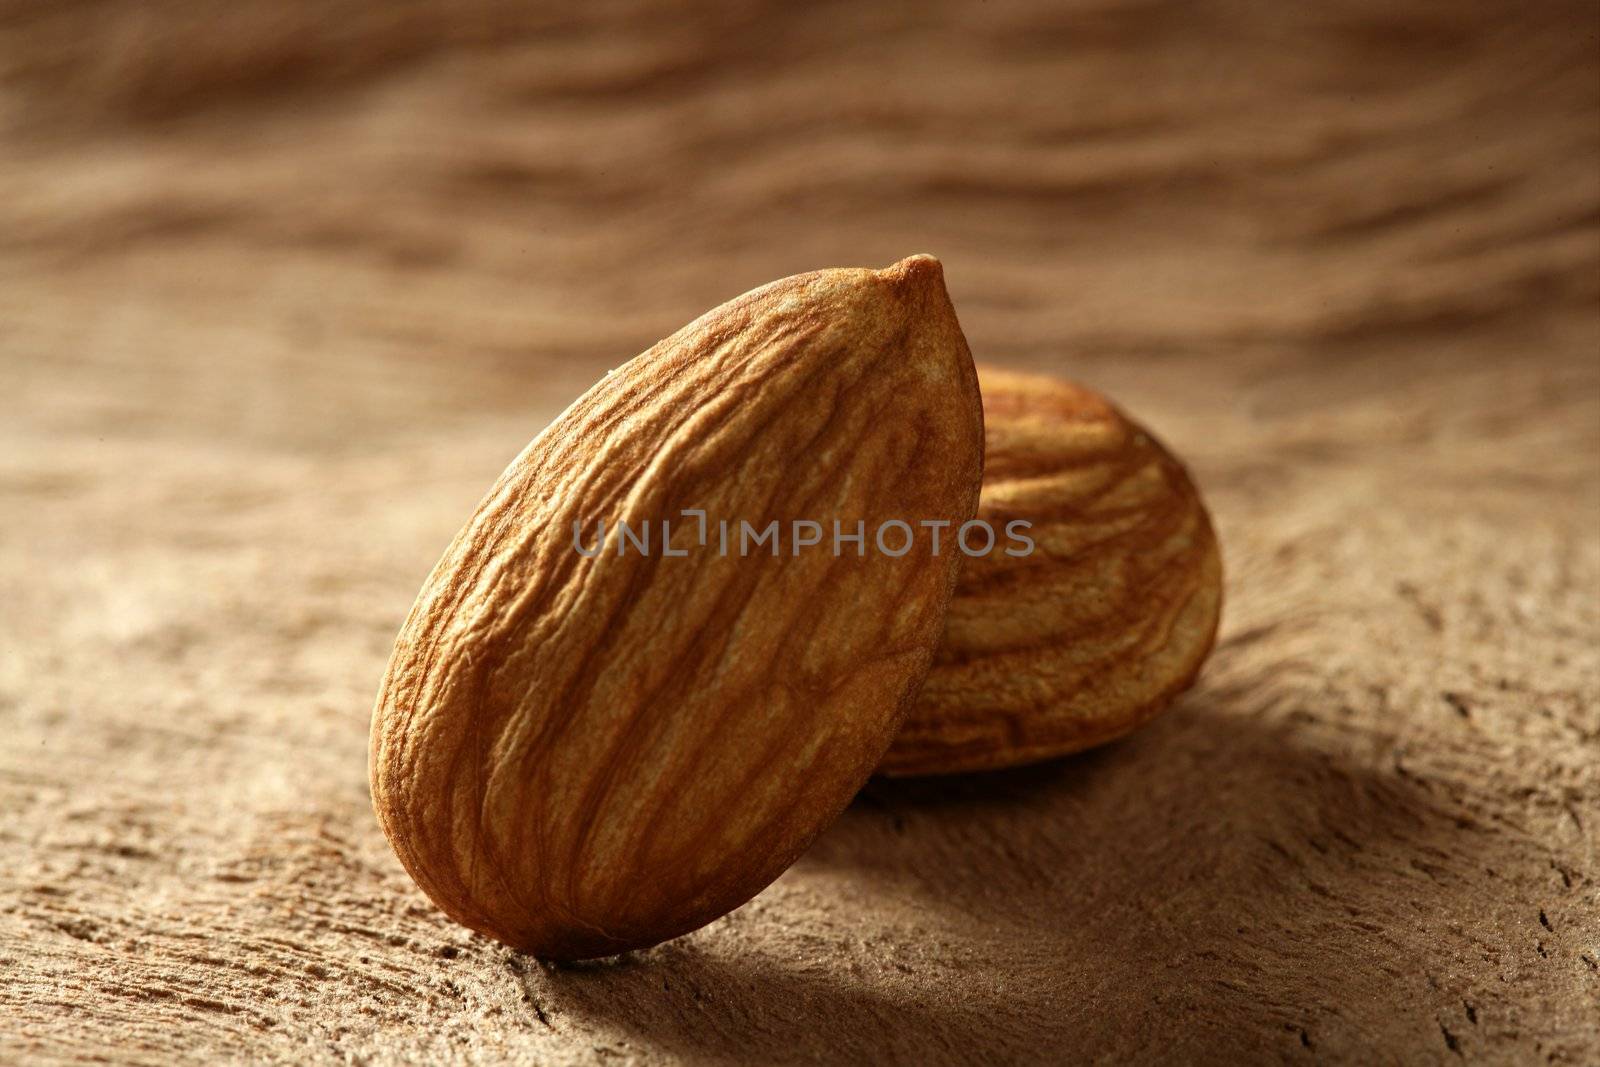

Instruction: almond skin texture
[371,256,983,959]
[879,367,1222,777]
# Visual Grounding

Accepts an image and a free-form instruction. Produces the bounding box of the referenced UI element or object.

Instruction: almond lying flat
[880,367,1222,777]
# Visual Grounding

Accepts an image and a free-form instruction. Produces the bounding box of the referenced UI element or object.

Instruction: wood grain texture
[372,258,983,958]
[1,0,1596,1063]
[883,367,1221,776]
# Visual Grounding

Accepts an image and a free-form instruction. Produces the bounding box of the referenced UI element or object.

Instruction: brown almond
[370,256,983,959]
[879,366,1222,777]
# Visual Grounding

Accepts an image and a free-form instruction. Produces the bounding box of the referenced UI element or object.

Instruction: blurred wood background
[2,1,1596,1063]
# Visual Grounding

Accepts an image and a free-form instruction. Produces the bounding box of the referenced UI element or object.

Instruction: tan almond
[370,256,983,959]
[879,366,1222,777]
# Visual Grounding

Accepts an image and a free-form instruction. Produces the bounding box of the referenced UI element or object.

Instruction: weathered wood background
[2,1,1596,1062]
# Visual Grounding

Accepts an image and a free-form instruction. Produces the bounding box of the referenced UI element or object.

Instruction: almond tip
[880,254,945,288]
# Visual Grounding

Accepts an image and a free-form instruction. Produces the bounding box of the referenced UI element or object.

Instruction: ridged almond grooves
[371,256,983,959]
[879,367,1222,777]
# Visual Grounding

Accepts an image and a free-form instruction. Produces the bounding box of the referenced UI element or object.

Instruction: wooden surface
[2,1,1597,1063]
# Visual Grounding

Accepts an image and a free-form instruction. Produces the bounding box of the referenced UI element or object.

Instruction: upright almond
[371,256,983,959]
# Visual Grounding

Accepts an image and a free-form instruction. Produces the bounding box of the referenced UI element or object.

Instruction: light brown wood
[2,1,1596,1063]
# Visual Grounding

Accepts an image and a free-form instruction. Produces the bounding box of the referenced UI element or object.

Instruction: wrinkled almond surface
[880,367,1222,777]
[371,256,983,959]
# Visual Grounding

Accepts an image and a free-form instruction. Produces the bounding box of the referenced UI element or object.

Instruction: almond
[879,367,1222,777]
[370,256,983,959]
